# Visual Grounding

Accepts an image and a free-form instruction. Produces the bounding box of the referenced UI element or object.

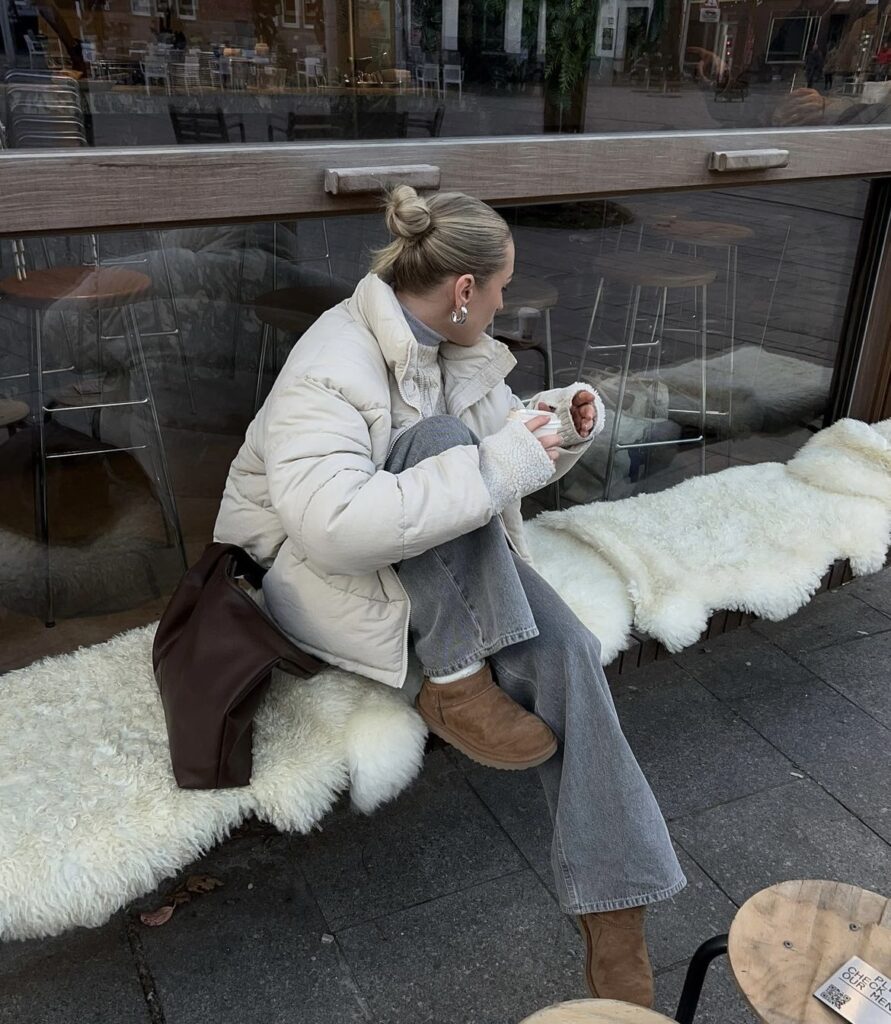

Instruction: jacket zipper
[386,370,419,685]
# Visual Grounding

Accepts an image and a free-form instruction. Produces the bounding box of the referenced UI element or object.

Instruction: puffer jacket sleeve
[264,375,495,577]
[508,381,604,483]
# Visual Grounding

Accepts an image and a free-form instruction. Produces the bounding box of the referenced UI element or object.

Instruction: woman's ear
[455,273,475,307]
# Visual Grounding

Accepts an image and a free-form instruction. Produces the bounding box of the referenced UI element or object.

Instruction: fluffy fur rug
[2,417,889,942]
[0,628,425,942]
[532,417,891,651]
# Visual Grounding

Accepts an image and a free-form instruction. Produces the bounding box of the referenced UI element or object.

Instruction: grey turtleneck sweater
[400,304,448,419]
[398,302,558,513]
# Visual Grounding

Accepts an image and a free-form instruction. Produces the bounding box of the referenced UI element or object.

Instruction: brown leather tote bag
[152,542,325,789]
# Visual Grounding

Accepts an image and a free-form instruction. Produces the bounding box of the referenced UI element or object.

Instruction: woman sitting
[214,185,685,1005]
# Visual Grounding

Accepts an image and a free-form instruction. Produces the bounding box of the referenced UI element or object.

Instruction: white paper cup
[509,408,562,438]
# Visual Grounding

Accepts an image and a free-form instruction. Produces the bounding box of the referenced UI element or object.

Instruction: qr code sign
[821,985,851,1011]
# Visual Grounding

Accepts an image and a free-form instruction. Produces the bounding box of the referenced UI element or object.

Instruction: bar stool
[0,265,187,626]
[582,252,716,498]
[520,999,676,1023]
[676,879,891,1024]
[252,277,352,412]
[494,275,558,390]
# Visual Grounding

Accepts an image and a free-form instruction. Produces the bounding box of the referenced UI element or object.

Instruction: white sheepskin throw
[0,626,426,942]
[3,417,889,943]
[534,418,891,652]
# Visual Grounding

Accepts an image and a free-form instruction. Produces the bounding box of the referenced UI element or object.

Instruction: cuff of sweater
[555,382,606,447]
[479,420,555,512]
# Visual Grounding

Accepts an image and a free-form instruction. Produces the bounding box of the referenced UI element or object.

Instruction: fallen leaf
[186,875,223,894]
[140,905,175,927]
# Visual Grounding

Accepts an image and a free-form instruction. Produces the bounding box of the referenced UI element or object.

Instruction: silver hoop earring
[450,304,468,326]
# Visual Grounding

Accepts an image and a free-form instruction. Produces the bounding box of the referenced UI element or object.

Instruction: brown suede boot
[578,906,654,1008]
[415,664,557,770]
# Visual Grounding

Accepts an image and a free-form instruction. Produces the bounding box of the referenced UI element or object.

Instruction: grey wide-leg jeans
[386,416,686,914]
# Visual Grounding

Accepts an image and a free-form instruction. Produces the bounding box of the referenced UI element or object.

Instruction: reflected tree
[543,0,597,132]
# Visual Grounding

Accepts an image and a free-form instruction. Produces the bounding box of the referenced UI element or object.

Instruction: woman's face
[445,239,515,347]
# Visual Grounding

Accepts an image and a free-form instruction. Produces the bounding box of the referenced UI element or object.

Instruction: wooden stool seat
[520,999,676,1023]
[631,204,691,226]
[592,253,716,289]
[653,219,755,248]
[0,398,29,429]
[253,280,351,334]
[501,275,559,316]
[728,880,891,1024]
[0,267,152,310]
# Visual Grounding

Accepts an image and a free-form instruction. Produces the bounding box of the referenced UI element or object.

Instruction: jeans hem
[560,874,688,915]
[424,625,540,678]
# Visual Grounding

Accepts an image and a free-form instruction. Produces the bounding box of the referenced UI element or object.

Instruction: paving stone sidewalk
[5,570,890,1024]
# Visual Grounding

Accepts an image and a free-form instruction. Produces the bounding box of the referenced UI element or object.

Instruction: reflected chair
[583,252,716,498]
[142,57,172,95]
[25,34,49,70]
[169,52,201,94]
[0,265,187,625]
[295,57,325,87]
[442,63,463,101]
[4,70,87,148]
[421,63,441,97]
[170,106,246,143]
[267,111,342,140]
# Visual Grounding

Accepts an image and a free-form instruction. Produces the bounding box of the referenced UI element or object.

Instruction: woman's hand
[566,392,597,438]
[525,411,561,463]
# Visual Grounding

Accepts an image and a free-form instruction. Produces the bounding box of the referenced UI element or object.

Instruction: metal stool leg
[675,933,729,1024]
[543,307,554,389]
[228,226,249,379]
[124,305,187,572]
[30,308,53,626]
[156,231,195,413]
[726,243,738,441]
[254,322,271,414]
[699,282,709,476]
[578,276,605,380]
[603,283,641,500]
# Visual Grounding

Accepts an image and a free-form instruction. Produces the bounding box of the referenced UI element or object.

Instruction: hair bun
[385,184,433,240]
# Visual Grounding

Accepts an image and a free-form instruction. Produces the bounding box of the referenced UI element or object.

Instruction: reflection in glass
[0,0,888,146]
[0,178,868,665]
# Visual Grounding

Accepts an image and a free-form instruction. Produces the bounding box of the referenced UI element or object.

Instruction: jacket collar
[347,273,516,416]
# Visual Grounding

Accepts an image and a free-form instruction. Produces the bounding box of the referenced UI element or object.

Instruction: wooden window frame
[0,125,889,414]
[1,125,890,236]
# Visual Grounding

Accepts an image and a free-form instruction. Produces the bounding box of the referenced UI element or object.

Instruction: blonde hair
[370,185,511,293]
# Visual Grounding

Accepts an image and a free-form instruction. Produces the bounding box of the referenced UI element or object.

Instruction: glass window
[0,178,869,665]
[766,15,819,63]
[2,0,888,146]
[280,0,302,28]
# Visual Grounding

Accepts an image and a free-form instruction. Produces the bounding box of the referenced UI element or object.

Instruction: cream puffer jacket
[214,273,596,688]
